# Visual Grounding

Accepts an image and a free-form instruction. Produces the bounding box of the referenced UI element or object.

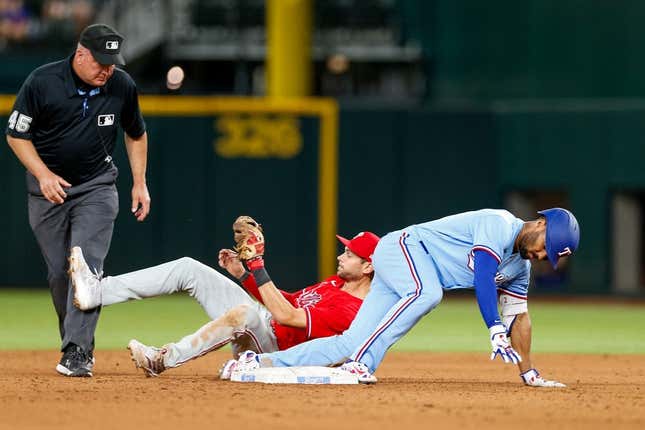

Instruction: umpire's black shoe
[56,344,93,377]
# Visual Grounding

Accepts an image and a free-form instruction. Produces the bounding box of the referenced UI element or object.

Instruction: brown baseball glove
[232,215,265,261]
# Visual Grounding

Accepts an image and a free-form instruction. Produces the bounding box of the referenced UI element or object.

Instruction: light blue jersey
[261,209,531,372]
[495,253,531,299]
[410,209,529,297]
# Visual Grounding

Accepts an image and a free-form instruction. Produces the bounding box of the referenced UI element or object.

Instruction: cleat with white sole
[220,350,264,380]
[219,359,238,380]
[68,246,102,310]
[235,350,260,372]
[127,339,167,377]
[339,361,377,384]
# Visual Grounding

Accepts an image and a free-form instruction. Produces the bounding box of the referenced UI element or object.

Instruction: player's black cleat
[56,344,93,377]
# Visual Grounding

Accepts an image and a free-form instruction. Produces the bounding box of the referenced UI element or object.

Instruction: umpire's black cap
[79,23,126,66]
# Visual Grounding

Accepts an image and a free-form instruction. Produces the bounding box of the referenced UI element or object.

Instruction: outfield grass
[394,297,645,354]
[1,289,644,353]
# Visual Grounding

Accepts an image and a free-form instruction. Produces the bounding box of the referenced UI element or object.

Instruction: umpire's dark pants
[27,166,119,353]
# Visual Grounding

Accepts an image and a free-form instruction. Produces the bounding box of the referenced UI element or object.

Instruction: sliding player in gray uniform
[230,208,579,387]
[68,230,379,376]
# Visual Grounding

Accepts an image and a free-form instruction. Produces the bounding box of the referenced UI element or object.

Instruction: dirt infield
[1,350,643,430]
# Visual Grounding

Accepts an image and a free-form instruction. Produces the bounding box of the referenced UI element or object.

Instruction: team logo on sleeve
[494,272,507,285]
[467,250,507,286]
[98,114,115,126]
[296,289,322,308]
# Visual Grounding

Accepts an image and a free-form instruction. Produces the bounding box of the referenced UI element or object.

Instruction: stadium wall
[2,97,644,295]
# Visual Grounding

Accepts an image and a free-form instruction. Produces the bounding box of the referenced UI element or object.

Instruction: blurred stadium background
[3,0,645,301]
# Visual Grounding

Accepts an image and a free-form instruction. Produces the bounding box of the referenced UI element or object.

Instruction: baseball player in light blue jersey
[227,208,580,386]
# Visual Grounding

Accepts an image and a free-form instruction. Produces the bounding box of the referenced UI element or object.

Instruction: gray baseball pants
[27,166,119,353]
[100,257,279,367]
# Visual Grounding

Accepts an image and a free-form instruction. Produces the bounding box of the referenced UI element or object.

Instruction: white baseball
[166,66,185,90]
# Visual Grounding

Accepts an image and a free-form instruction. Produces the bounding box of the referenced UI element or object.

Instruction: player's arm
[510,311,532,372]
[256,280,306,328]
[473,250,521,364]
[502,293,566,387]
[497,280,531,372]
[218,248,305,327]
[124,131,150,221]
[497,267,546,378]
[219,248,265,302]
[231,215,306,327]
[246,255,305,327]
[6,76,70,204]
[121,74,149,222]
[6,135,71,204]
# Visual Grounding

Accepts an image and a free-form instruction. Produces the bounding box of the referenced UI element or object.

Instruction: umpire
[5,23,150,377]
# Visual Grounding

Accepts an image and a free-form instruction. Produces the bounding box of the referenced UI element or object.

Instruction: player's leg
[348,230,443,372]
[229,303,279,357]
[99,257,256,320]
[166,303,277,365]
[128,303,277,376]
[258,230,440,370]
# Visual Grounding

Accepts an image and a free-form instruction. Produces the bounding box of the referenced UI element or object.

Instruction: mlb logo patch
[98,114,115,126]
[106,40,119,50]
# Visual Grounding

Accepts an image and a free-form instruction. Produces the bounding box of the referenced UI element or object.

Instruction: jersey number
[8,110,33,133]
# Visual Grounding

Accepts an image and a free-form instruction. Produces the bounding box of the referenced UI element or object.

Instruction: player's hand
[218,249,246,279]
[520,368,566,387]
[232,216,264,261]
[37,171,71,204]
[489,324,522,364]
[131,182,150,221]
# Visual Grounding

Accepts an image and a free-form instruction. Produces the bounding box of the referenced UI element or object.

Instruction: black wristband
[239,271,251,282]
[251,267,271,286]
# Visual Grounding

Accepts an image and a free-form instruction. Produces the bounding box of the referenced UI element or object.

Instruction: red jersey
[239,274,364,350]
[270,275,363,350]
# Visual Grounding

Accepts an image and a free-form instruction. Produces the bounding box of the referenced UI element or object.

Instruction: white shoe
[68,246,102,310]
[234,350,261,372]
[219,351,260,380]
[127,339,166,377]
[340,361,378,384]
[219,359,238,380]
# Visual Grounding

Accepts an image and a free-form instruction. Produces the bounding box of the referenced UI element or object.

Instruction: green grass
[1,289,644,353]
[0,289,212,350]
[393,297,645,354]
